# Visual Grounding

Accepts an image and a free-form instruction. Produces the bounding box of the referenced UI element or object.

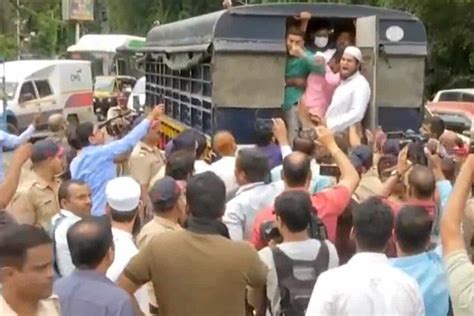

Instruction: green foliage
[0,34,17,60]
[1,0,471,94]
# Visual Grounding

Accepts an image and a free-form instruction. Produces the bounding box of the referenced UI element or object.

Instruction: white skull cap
[344,46,363,62]
[106,177,141,212]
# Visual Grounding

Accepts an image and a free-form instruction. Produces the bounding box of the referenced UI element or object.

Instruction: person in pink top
[301,48,343,119]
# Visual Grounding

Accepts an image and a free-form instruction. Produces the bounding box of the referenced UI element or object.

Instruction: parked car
[0,59,95,133]
[431,88,474,103]
[427,88,474,135]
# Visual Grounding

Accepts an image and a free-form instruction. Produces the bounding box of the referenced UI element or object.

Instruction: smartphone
[319,164,341,178]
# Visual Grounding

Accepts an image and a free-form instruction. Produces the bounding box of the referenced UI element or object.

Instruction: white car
[127,76,146,112]
[431,88,474,103]
[0,60,95,133]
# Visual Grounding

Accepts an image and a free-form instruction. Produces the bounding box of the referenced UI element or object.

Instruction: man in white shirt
[224,148,284,241]
[51,180,92,277]
[210,131,239,197]
[104,176,148,314]
[249,190,339,316]
[306,197,425,316]
[325,46,371,133]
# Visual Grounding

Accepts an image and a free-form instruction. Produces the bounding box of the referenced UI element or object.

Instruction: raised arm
[298,11,311,33]
[288,46,325,75]
[103,105,164,159]
[272,118,292,159]
[441,155,474,256]
[1,124,35,148]
[315,125,360,193]
[0,144,31,208]
[380,146,411,198]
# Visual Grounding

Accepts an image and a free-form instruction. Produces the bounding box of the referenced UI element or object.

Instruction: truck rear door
[356,15,378,131]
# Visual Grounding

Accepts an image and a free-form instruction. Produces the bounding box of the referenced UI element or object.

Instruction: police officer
[7,139,64,230]
[129,118,165,222]
[46,114,69,148]
[107,92,135,175]
[106,92,134,133]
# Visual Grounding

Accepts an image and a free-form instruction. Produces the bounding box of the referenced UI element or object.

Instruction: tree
[6,0,65,59]
[0,35,17,60]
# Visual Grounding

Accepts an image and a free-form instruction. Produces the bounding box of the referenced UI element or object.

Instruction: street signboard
[62,0,94,21]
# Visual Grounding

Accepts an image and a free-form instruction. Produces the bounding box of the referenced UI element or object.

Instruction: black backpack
[260,212,327,247]
[270,241,330,316]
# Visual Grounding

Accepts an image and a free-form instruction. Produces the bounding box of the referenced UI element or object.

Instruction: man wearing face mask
[284,12,326,141]
[307,27,330,53]
[324,46,371,133]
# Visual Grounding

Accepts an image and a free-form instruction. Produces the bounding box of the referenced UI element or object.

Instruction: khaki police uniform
[107,106,132,126]
[107,106,135,176]
[130,141,165,225]
[129,141,165,187]
[7,173,61,231]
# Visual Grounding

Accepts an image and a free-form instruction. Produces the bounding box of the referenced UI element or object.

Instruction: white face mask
[314,36,329,48]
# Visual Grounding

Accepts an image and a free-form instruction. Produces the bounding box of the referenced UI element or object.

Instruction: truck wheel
[67,115,79,129]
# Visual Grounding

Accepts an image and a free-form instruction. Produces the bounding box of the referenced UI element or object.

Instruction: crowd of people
[1,103,474,316]
[1,9,474,316]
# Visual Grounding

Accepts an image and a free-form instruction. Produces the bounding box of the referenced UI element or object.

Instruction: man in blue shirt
[70,105,164,216]
[391,205,450,316]
[0,118,37,181]
[54,217,135,316]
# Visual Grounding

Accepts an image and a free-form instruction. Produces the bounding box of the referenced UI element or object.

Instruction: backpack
[260,213,327,247]
[271,241,330,316]
[48,214,67,279]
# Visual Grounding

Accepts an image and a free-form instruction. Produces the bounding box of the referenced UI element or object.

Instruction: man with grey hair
[47,114,69,148]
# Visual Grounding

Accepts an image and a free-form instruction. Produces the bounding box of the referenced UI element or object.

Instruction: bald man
[47,114,68,146]
[210,131,238,198]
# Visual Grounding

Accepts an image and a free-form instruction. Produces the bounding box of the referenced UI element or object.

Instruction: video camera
[386,130,428,147]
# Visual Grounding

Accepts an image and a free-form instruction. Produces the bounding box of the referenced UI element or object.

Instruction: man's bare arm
[315,126,360,193]
[118,274,144,316]
[380,146,411,197]
[441,155,474,257]
[299,12,311,33]
[0,144,31,208]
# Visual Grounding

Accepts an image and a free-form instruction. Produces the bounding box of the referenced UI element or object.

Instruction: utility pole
[1,58,6,130]
[16,0,20,60]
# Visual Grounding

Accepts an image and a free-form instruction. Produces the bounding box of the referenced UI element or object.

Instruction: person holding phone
[70,105,164,216]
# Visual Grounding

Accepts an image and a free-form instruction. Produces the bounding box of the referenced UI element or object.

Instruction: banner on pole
[62,0,94,22]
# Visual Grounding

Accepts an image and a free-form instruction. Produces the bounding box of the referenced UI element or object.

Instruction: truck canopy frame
[144,3,427,54]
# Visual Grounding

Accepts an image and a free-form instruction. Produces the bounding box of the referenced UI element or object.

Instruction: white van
[0,60,95,133]
[127,76,146,112]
